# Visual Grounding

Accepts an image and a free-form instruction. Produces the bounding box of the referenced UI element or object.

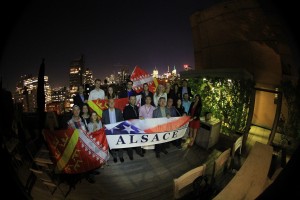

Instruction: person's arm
[117,109,124,122]
[88,91,93,100]
[139,106,144,119]
[123,107,128,120]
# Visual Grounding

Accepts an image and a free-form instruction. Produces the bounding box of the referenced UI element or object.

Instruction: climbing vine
[189,77,254,135]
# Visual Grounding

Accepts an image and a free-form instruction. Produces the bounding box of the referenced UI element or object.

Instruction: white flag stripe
[79,131,109,161]
[132,76,153,88]
[130,117,180,131]
[104,121,123,130]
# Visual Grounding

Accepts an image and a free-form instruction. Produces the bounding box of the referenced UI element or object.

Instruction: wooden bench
[213,142,273,200]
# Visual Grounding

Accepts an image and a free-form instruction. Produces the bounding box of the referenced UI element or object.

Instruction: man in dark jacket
[102,98,125,163]
[123,95,144,159]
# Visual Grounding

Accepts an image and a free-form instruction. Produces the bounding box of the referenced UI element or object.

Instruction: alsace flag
[105,116,190,149]
[87,98,128,118]
[130,66,158,93]
[44,128,109,174]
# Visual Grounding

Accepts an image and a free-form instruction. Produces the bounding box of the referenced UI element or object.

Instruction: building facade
[189,0,299,129]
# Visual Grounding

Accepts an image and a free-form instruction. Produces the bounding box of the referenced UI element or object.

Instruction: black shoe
[138,153,144,157]
[113,158,117,163]
[120,157,124,162]
[162,149,168,154]
[129,156,133,160]
[142,149,146,154]
[92,171,100,175]
[87,177,95,184]
[156,153,160,158]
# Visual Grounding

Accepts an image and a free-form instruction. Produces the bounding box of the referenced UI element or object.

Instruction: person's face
[159,98,166,107]
[183,94,189,100]
[177,99,182,106]
[143,84,149,91]
[158,85,164,92]
[167,99,173,107]
[82,105,89,113]
[145,96,152,105]
[166,83,171,89]
[108,99,115,108]
[129,96,136,105]
[182,81,188,87]
[108,87,113,94]
[95,80,101,88]
[78,86,84,93]
[91,113,98,122]
[195,95,199,101]
[73,106,80,117]
[127,82,133,89]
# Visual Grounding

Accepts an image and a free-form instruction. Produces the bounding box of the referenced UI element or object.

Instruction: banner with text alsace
[105,116,190,149]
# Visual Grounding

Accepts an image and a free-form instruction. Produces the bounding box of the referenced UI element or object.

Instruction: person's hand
[139,116,144,120]
[167,115,171,119]
[84,100,88,103]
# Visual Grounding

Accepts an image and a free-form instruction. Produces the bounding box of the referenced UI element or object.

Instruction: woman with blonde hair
[153,84,167,107]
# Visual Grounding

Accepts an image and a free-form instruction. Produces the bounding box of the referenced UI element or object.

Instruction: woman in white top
[87,111,103,133]
[153,84,168,107]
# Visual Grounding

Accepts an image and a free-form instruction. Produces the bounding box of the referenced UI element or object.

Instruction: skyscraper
[14,75,51,112]
[69,54,85,97]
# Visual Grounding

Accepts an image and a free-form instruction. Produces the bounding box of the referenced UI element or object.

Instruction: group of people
[67,78,203,183]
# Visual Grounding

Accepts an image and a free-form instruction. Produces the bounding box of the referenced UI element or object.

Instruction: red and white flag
[44,128,109,174]
[130,66,158,93]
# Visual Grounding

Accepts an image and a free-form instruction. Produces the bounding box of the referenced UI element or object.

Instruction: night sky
[0,0,221,92]
[1,0,299,93]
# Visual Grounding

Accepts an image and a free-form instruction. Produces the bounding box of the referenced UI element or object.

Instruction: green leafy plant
[189,77,254,135]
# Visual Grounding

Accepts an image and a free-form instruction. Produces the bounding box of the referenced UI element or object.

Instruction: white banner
[106,124,188,149]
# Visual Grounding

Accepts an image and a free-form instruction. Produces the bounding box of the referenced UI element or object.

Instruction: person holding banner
[153,97,170,158]
[102,99,125,163]
[167,97,182,149]
[139,95,156,150]
[67,105,98,183]
[123,95,144,159]
[88,79,105,100]
[153,84,167,107]
[87,111,103,133]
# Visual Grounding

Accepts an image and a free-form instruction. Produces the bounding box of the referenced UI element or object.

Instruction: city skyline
[0,0,221,92]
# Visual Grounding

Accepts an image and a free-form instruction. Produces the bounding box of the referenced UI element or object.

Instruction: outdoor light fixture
[274,87,279,104]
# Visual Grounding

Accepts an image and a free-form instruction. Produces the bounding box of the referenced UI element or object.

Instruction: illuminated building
[69,55,85,97]
[15,75,51,112]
